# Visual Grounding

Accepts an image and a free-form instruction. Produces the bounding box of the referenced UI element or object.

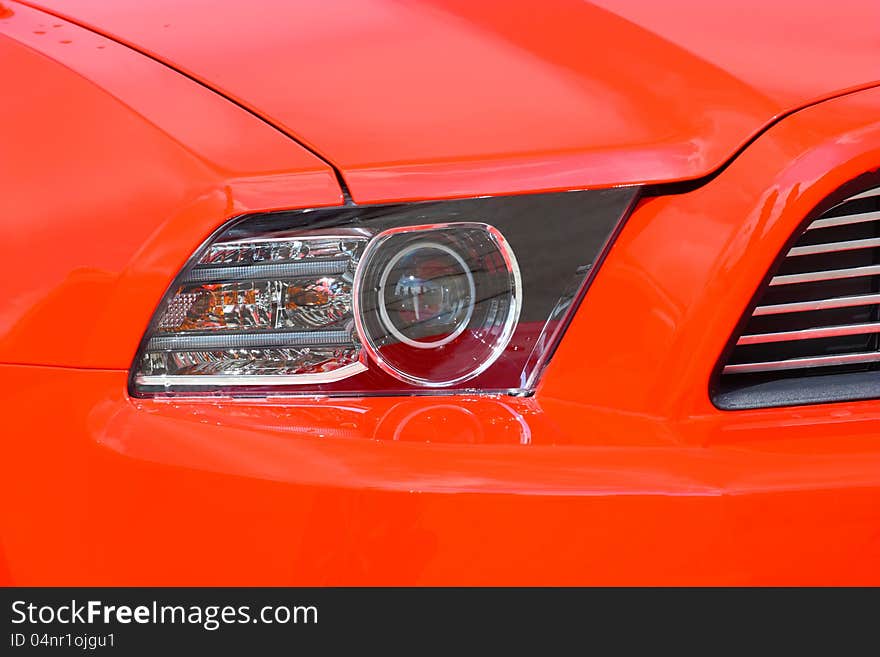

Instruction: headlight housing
[131,189,637,397]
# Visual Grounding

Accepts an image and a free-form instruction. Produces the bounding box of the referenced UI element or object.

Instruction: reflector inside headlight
[132,189,637,397]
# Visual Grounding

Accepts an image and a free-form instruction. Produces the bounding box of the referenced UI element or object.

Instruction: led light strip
[147,330,354,351]
[135,360,368,387]
[183,258,351,283]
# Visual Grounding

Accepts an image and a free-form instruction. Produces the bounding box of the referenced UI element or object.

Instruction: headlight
[132,189,637,397]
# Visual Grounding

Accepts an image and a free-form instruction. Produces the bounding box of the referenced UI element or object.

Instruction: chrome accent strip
[135,361,368,386]
[848,187,880,201]
[146,330,354,352]
[723,351,880,374]
[753,293,880,316]
[769,264,880,286]
[737,322,880,345]
[787,237,880,256]
[216,233,370,245]
[806,210,880,231]
[183,258,350,283]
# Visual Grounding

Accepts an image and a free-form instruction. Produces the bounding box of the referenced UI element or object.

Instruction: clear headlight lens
[132,189,637,397]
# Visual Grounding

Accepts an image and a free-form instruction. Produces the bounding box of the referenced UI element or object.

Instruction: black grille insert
[714,185,880,409]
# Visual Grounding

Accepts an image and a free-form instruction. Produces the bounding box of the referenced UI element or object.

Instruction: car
[1,0,879,585]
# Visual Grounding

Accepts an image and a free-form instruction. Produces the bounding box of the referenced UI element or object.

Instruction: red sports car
[1,0,879,585]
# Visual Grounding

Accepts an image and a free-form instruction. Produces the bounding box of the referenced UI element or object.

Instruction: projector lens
[354,223,521,386]
[379,241,476,348]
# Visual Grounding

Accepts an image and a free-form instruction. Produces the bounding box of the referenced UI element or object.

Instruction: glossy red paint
[1,1,880,585]
[18,0,880,202]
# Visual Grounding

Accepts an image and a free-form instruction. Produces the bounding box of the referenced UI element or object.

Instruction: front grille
[715,185,880,409]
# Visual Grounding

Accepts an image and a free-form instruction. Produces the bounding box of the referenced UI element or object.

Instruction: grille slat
[805,209,880,230]
[722,351,880,375]
[787,237,880,256]
[737,321,880,345]
[847,187,880,202]
[754,293,880,315]
[717,183,880,408]
[770,264,880,286]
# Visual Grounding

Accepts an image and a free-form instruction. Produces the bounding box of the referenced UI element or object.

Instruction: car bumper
[2,364,879,585]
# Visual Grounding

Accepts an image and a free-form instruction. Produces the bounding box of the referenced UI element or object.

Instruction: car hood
[22,0,880,202]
